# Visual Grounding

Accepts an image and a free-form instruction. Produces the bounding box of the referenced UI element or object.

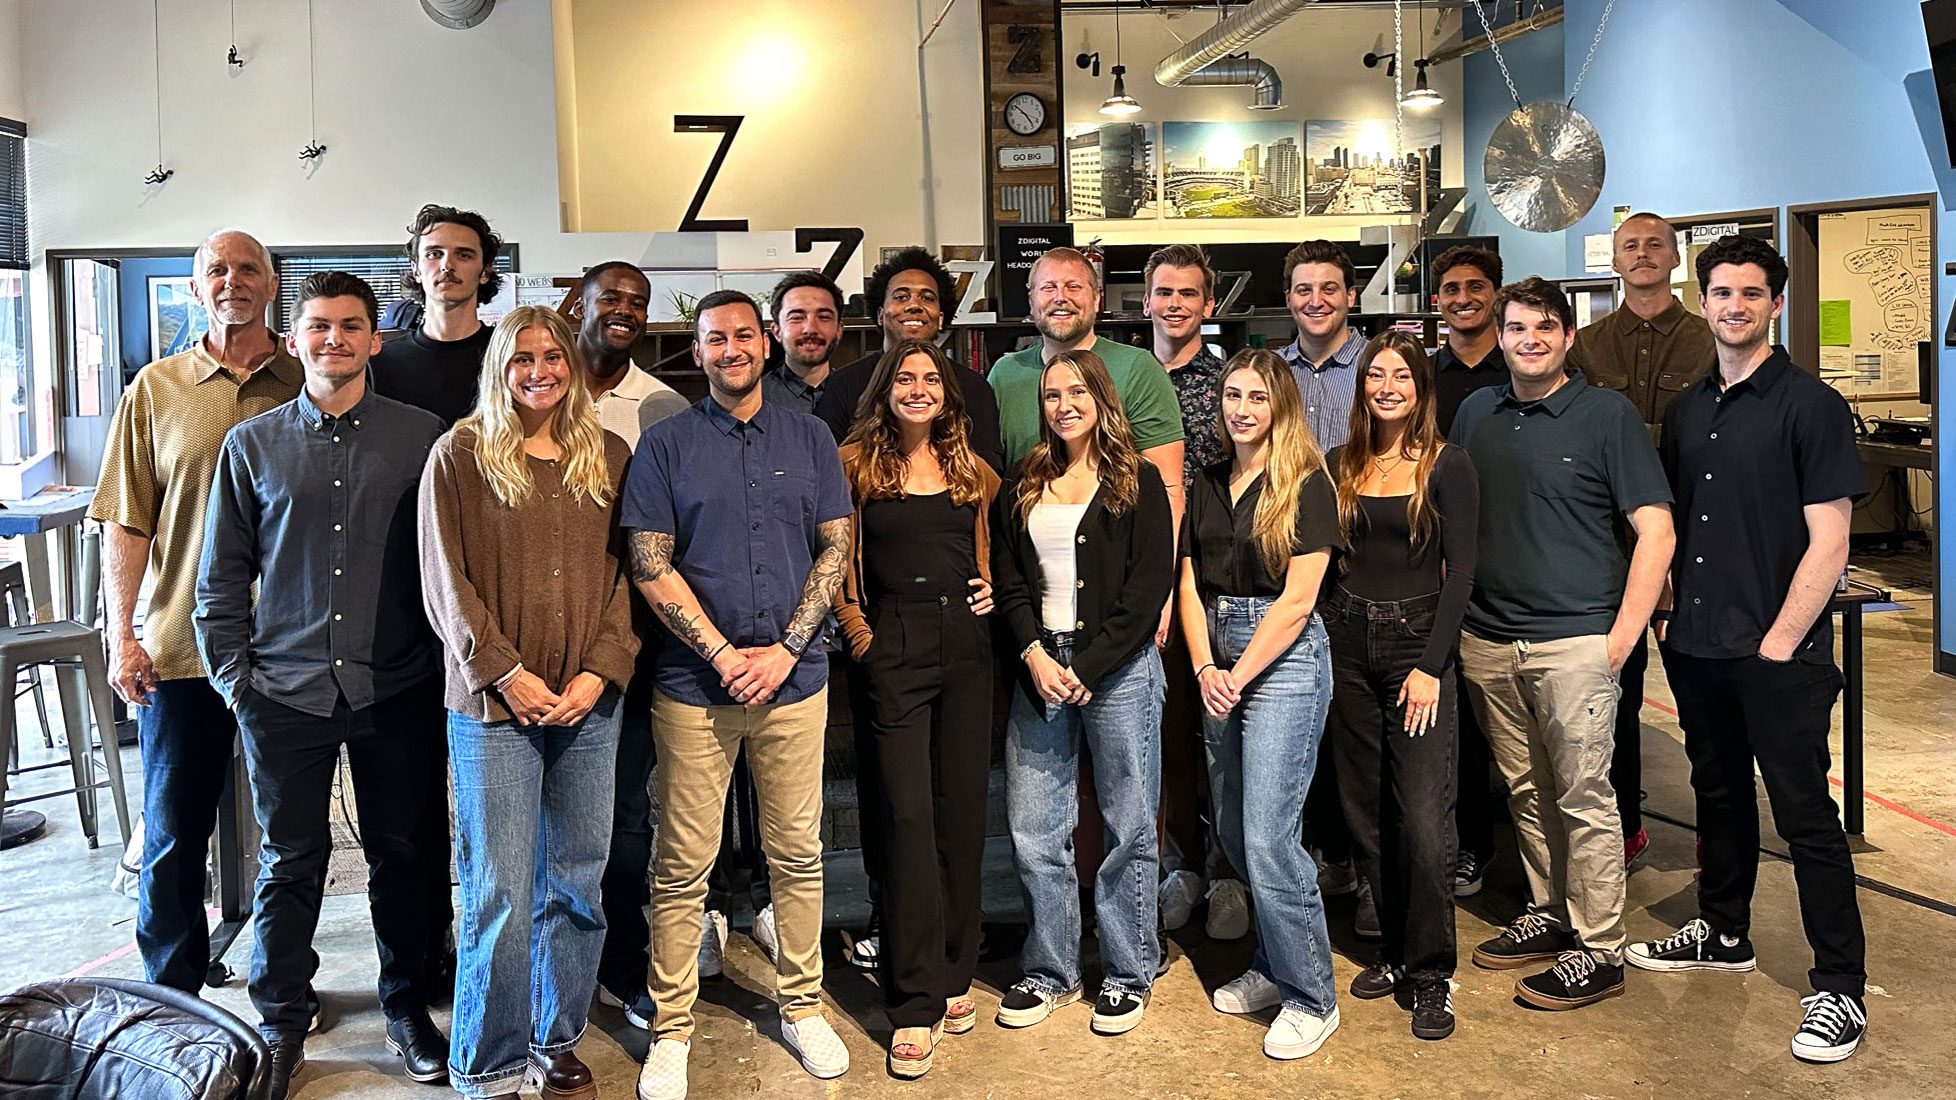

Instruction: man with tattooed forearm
[619,289,856,1099]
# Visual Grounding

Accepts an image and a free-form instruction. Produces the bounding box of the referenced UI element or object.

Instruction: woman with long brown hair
[833,340,999,1078]
[1324,330,1478,1042]
[1176,348,1344,1060]
[990,349,1174,1038]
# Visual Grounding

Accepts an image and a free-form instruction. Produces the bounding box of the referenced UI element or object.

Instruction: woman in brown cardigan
[835,340,999,1078]
[418,305,637,1100]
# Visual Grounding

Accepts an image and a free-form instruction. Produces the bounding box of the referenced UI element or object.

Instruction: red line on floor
[61,941,138,979]
[1642,696,1956,840]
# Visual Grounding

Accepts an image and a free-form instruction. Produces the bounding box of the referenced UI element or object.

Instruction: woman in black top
[1176,348,1344,1062]
[1324,330,1479,1042]
[990,349,1174,1037]
[834,340,1000,1078]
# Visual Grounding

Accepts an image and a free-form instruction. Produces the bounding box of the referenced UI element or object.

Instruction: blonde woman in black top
[1324,330,1479,1041]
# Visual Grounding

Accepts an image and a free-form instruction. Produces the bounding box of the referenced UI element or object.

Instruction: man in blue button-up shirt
[193,272,451,1085]
[1276,239,1368,450]
[621,289,854,1094]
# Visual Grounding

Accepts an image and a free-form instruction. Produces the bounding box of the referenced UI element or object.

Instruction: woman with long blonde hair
[834,340,999,1077]
[1176,347,1344,1060]
[419,304,639,1097]
[990,349,1173,1037]
[1323,330,1478,1043]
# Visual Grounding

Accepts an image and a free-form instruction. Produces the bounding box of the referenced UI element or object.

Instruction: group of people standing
[92,203,1871,1100]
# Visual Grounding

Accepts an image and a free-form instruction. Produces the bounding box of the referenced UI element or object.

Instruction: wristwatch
[781,629,813,658]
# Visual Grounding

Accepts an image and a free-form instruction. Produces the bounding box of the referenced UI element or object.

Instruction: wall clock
[1004,92,1048,136]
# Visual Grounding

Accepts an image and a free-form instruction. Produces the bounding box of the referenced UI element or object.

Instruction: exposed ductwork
[1153,0,1323,88]
[1179,55,1285,110]
[419,0,494,30]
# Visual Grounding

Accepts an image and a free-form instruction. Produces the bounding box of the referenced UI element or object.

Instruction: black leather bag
[0,976,271,1100]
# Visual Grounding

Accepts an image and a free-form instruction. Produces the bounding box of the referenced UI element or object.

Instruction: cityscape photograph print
[1161,120,1303,219]
[1304,118,1442,215]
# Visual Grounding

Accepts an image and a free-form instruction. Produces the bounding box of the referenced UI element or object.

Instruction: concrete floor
[4,549,1955,1098]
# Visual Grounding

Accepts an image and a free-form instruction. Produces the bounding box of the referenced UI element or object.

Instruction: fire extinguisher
[1080,238,1106,292]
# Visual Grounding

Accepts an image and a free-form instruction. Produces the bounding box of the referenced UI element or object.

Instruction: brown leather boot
[525,1049,598,1100]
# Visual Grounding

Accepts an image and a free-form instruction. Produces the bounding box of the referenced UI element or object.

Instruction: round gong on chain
[1484,101,1605,233]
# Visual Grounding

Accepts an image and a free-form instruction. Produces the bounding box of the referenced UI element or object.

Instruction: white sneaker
[698,909,728,979]
[636,1038,690,1100]
[781,1013,850,1079]
[1314,852,1358,897]
[1211,968,1281,1014]
[752,904,779,963]
[1264,1005,1339,1060]
[1205,879,1251,941]
[1354,879,1382,939]
[1158,870,1202,932]
[849,933,880,970]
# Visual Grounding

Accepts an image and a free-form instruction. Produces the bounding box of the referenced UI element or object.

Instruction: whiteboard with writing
[1816,207,1930,400]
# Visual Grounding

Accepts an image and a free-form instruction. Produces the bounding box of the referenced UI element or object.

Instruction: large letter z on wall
[673,115,750,233]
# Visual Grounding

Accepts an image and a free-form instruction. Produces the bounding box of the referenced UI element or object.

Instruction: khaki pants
[1458,632,1627,964]
[648,689,828,1040]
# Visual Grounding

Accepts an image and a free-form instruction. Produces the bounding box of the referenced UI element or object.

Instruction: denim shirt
[194,389,444,717]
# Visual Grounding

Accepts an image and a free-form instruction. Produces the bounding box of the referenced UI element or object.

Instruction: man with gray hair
[91,229,303,995]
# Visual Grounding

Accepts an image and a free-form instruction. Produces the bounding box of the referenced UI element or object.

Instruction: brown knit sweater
[418,426,640,721]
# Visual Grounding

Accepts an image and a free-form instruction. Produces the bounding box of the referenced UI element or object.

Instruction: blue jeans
[1203,598,1336,1017]
[446,695,619,1097]
[1005,640,1163,996]
[136,677,237,993]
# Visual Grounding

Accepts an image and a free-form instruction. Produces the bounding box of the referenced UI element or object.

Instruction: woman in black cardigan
[990,349,1174,1038]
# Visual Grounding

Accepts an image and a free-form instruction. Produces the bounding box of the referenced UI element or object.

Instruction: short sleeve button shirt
[1449,373,1673,641]
[621,399,853,706]
[1660,349,1866,663]
[1169,345,1229,486]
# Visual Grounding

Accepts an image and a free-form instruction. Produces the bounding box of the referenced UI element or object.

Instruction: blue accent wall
[1460,15,1567,280]
[116,256,192,382]
[1552,0,1956,663]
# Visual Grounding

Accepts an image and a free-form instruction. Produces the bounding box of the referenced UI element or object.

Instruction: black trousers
[1158,627,1235,882]
[845,647,888,923]
[1453,663,1496,861]
[861,594,993,1028]
[1665,649,1865,998]
[1324,590,1458,981]
[1612,632,1651,837]
[234,677,445,1037]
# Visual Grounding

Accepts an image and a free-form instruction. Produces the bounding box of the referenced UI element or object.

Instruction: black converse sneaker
[1089,988,1147,1035]
[1515,951,1626,1010]
[996,979,1082,1029]
[1349,960,1404,1000]
[1472,912,1577,970]
[1626,919,1757,973]
[1410,980,1455,1041]
[1790,992,1867,1063]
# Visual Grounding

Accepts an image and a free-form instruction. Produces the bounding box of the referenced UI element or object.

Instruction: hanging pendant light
[1402,1,1444,109]
[1100,4,1141,116]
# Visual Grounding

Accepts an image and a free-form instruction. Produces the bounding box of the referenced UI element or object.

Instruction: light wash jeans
[1203,597,1337,1017]
[1006,639,1164,996]
[445,694,619,1098]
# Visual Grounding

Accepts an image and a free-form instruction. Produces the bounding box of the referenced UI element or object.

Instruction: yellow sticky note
[1819,300,1852,347]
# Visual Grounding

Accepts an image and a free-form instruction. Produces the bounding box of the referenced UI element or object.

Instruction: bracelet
[1195,662,1216,677]
[493,664,523,691]
[706,640,730,663]
[1020,639,1043,663]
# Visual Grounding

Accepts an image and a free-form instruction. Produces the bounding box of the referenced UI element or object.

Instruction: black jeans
[598,670,658,995]
[1324,589,1458,982]
[1453,663,1496,862]
[234,677,446,1037]
[861,594,993,1028]
[135,678,239,992]
[1612,632,1651,837]
[1664,649,1865,998]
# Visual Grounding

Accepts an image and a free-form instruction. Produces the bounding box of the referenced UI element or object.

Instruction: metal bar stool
[0,616,132,853]
[1,560,55,770]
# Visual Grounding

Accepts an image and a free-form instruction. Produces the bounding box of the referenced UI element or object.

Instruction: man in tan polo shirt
[1568,211,1716,870]
[91,228,302,994]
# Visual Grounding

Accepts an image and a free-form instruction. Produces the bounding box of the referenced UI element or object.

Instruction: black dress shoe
[384,1011,450,1084]
[266,1035,306,1100]
[525,1048,597,1100]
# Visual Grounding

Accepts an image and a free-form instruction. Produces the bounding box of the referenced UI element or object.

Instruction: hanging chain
[1465,0,1521,109]
[1392,0,1404,160]
[1567,0,1617,106]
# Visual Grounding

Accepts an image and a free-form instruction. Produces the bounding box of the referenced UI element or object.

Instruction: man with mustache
[1568,212,1716,869]
[1278,239,1368,450]
[194,272,450,1097]
[813,246,1004,475]
[91,229,303,998]
[625,290,856,1097]
[1141,243,1247,940]
[1426,245,1508,900]
[1631,235,1869,1064]
[763,271,845,415]
[371,204,503,427]
[1451,277,1674,1012]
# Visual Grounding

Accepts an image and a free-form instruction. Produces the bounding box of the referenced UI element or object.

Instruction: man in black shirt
[761,271,843,415]
[1629,236,1869,1064]
[1425,245,1507,899]
[811,246,1005,474]
[371,204,503,426]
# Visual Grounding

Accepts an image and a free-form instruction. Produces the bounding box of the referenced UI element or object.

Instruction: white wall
[1062,5,1463,246]
[0,0,23,122]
